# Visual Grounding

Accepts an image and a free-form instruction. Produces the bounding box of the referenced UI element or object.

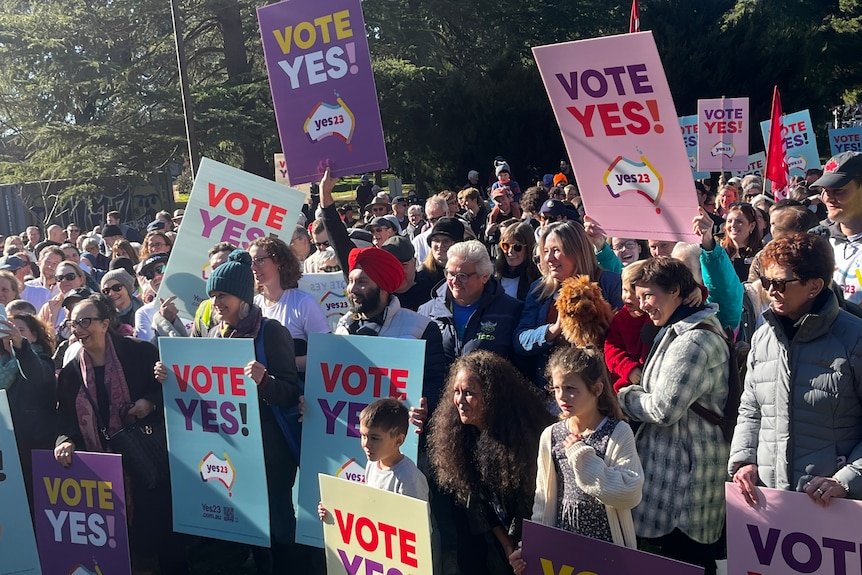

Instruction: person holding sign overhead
[157,249,301,574]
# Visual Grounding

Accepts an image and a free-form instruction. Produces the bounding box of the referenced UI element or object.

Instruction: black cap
[811,152,862,190]
[381,236,415,263]
[62,287,92,309]
[427,217,465,246]
[146,220,166,232]
[139,252,169,276]
[102,224,123,238]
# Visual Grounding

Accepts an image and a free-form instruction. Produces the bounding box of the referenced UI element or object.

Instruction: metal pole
[170,0,201,177]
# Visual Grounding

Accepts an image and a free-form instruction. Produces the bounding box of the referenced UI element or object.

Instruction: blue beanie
[205,249,255,305]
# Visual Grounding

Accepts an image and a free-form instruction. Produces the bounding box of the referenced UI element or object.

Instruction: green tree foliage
[1,0,861,196]
[0,0,184,181]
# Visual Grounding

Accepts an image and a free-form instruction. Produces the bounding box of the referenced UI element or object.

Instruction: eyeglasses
[141,264,166,281]
[251,256,272,267]
[760,276,801,293]
[541,214,564,222]
[66,317,101,329]
[612,241,639,251]
[371,207,388,214]
[102,284,125,295]
[444,270,478,283]
[55,272,78,282]
[431,237,454,248]
[499,242,525,253]
[314,241,331,248]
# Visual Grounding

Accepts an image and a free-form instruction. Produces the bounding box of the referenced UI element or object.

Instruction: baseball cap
[62,287,92,309]
[540,199,567,217]
[491,187,509,199]
[381,236,415,263]
[146,220,166,232]
[811,152,862,190]
[370,215,399,231]
[0,255,26,272]
[139,252,169,276]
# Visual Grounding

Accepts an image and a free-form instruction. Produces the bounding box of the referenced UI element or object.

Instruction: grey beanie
[101,268,135,297]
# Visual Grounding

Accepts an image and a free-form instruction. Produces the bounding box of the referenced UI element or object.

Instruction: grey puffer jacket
[728,290,862,498]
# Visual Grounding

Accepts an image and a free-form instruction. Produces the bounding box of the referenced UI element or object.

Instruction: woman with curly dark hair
[249,237,330,376]
[427,350,554,574]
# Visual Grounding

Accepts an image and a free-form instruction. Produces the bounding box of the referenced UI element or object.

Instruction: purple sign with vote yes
[258,0,389,184]
[520,520,703,575]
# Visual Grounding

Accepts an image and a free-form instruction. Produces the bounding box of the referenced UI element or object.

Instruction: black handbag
[83,386,169,490]
[105,408,170,490]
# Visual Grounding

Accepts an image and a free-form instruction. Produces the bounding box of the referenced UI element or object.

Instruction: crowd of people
[3,151,862,575]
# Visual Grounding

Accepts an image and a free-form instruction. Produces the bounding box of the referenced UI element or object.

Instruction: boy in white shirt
[319,398,429,519]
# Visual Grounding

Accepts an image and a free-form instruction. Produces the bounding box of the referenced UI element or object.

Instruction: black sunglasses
[499,242,525,252]
[140,264,166,281]
[760,276,800,293]
[102,284,125,295]
[55,272,78,282]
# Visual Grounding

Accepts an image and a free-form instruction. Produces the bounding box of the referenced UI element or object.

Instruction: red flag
[765,85,788,199]
[629,0,640,33]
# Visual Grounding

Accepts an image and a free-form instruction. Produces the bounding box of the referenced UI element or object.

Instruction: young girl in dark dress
[510,347,644,574]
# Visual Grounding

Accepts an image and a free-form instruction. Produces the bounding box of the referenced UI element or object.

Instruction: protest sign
[521,520,703,575]
[0,391,41,575]
[760,109,821,178]
[532,31,700,242]
[32,450,130,575]
[159,338,270,546]
[258,0,388,185]
[732,151,766,179]
[319,474,432,574]
[297,271,348,331]
[296,333,425,547]
[828,127,862,156]
[727,483,862,575]
[680,115,710,179]
[697,97,749,171]
[157,157,306,320]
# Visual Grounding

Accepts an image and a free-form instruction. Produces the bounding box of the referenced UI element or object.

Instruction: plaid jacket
[618,305,729,543]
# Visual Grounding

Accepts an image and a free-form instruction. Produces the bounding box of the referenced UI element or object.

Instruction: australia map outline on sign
[304,93,356,145]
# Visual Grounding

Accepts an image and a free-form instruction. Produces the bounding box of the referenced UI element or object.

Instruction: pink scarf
[74,334,132,451]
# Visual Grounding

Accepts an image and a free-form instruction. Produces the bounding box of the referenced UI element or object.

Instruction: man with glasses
[364,197,391,224]
[809,151,862,304]
[134,252,189,341]
[65,223,81,245]
[418,240,522,365]
[303,219,335,273]
[369,215,400,246]
[412,196,448,269]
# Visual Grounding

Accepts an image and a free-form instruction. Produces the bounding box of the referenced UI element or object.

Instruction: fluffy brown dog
[555,275,614,347]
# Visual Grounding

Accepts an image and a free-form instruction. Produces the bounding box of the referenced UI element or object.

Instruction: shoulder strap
[689,322,733,426]
[255,318,268,368]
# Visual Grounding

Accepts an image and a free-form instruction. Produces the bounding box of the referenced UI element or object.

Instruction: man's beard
[349,285,382,316]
